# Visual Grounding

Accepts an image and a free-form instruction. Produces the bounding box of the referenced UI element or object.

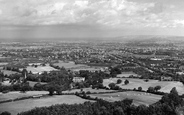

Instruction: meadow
[89,91,162,106]
[103,78,184,95]
[22,64,57,74]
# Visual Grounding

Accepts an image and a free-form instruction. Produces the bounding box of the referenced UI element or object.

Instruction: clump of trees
[147,85,161,93]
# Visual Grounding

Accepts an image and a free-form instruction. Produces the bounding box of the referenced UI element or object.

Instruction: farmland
[22,64,57,74]
[116,72,139,78]
[89,91,162,106]
[0,95,94,115]
[103,78,184,95]
[53,61,88,69]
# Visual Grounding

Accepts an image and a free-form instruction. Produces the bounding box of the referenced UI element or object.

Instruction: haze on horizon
[0,0,184,40]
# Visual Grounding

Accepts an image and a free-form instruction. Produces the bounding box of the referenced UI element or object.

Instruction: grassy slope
[0,95,94,115]
[89,91,162,106]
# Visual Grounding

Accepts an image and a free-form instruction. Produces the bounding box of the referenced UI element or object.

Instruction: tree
[138,87,142,91]
[117,79,122,84]
[154,86,161,92]
[108,83,116,89]
[34,83,43,91]
[20,82,31,93]
[160,87,183,108]
[46,84,56,96]
[124,79,129,85]
[147,87,155,93]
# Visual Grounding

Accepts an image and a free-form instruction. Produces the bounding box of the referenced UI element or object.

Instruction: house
[73,77,85,83]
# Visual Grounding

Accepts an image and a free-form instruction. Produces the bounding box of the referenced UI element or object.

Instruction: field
[117,72,139,78]
[22,64,57,74]
[89,91,162,106]
[0,95,94,115]
[53,61,88,69]
[103,78,184,95]
[63,88,116,94]
[53,61,102,72]
[0,91,48,102]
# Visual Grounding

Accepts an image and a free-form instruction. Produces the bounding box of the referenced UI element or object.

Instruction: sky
[0,0,184,40]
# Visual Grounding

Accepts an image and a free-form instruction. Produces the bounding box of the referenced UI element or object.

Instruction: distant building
[73,77,85,83]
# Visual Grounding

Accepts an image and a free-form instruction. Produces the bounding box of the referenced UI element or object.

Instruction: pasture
[0,91,48,102]
[89,91,162,106]
[0,95,94,115]
[103,78,184,95]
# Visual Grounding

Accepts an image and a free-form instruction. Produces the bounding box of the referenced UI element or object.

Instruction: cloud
[0,0,183,28]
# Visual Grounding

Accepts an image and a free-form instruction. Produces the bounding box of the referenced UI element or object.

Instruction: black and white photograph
[0,0,184,115]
